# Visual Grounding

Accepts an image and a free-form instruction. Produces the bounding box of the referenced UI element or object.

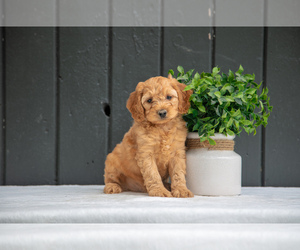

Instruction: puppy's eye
[147,98,152,103]
[166,95,172,100]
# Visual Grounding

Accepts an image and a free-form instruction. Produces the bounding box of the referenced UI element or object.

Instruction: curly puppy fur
[104,75,194,198]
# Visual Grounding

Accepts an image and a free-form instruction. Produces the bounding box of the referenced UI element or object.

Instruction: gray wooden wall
[0,27,300,187]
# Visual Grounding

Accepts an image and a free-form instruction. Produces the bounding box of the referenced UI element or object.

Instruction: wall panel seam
[159,27,164,76]
[210,0,216,71]
[261,26,268,187]
[159,0,164,76]
[55,27,60,185]
[106,0,113,155]
[261,0,269,187]
[107,27,113,155]
[1,27,6,185]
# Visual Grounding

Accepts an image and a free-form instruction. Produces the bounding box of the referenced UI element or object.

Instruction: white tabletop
[0,185,299,223]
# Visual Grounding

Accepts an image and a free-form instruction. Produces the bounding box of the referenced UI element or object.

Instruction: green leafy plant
[168,65,273,145]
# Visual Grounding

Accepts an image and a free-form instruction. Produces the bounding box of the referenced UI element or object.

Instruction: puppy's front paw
[172,186,194,198]
[148,187,172,197]
[104,183,122,194]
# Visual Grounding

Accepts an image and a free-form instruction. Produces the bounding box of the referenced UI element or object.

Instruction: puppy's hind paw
[172,186,194,198]
[104,183,122,194]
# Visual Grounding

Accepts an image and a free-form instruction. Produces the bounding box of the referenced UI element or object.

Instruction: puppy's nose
[158,109,167,118]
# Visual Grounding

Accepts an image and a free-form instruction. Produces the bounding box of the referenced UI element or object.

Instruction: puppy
[104,75,193,198]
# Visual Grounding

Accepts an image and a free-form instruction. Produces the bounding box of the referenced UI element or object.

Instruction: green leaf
[235,98,242,105]
[224,96,234,102]
[246,88,256,95]
[178,66,184,74]
[204,78,213,85]
[259,100,264,112]
[235,65,244,76]
[215,106,221,116]
[208,92,216,98]
[226,128,235,136]
[187,107,193,114]
[184,84,194,91]
[241,96,248,103]
[243,120,253,126]
[234,92,243,98]
[193,123,201,131]
[222,110,227,118]
[228,70,234,82]
[244,126,251,134]
[218,97,227,105]
[231,109,241,117]
[199,84,208,93]
[224,101,231,109]
[208,137,216,145]
[186,69,195,77]
[213,119,220,128]
[177,75,189,81]
[192,109,198,117]
[215,80,222,87]
[245,74,255,82]
[194,72,200,80]
[268,105,273,112]
[200,117,211,122]
[225,85,235,93]
[201,72,207,78]
[237,84,245,92]
[212,67,220,76]
[227,118,234,128]
[214,91,221,98]
[253,128,257,135]
[198,104,206,113]
[236,75,246,82]
[219,125,225,133]
[190,93,198,102]
[168,69,174,76]
[200,136,207,142]
[234,120,240,130]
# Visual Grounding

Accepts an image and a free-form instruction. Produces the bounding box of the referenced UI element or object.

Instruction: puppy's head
[126,75,192,124]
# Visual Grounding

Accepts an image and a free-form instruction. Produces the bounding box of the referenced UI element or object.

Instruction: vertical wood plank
[58,28,109,184]
[0,27,3,185]
[215,27,264,186]
[163,27,211,76]
[110,27,161,150]
[5,28,56,185]
[265,27,300,187]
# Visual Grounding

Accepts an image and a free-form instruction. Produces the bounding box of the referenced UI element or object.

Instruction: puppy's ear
[126,82,145,122]
[172,80,192,114]
[168,73,173,79]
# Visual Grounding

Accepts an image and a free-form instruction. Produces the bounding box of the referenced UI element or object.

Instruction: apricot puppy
[104,75,193,198]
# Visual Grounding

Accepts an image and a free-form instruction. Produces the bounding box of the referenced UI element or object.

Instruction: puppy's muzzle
[158,109,167,119]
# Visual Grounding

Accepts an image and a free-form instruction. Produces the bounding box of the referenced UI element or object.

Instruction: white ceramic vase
[186,133,242,196]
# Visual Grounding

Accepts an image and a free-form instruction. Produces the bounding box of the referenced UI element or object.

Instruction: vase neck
[187,132,235,140]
